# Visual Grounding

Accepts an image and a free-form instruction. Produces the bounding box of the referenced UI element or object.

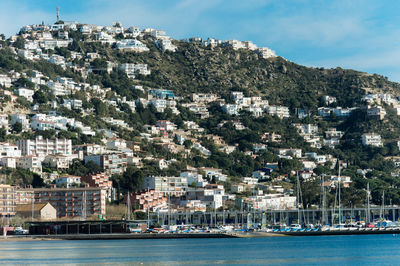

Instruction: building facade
[141,176,188,196]
[84,153,128,176]
[33,187,106,218]
[0,184,16,217]
[17,136,72,157]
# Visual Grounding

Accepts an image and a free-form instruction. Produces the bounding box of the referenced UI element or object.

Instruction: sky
[2,0,400,81]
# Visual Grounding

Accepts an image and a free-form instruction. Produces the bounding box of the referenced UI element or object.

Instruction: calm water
[1,235,400,265]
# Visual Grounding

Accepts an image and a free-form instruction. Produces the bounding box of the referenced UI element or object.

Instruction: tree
[91,98,108,116]
[15,77,35,89]
[33,90,48,104]
[0,127,7,141]
[183,139,192,148]
[33,85,55,104]
[13,36,25,49]
[85,160,102,174]
[11,122,22,134]
[32,174,45,188]
[115,166,144,192]
[35,129,56,139]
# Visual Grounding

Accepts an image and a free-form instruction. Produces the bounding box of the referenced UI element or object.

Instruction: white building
[106,138,127,150]
[180,170,207,187]
[199,167,227,182]
[305,152,327,164]
[63,99,82,110]
[149,99,178,113]
[17,136,72,157]
[191,93,219,103]
[256,47,276,59]
[246,194,296,210]
[115,39,149,52]
[293,124,318,135]
[324,128,344,139]
[203,38,222,47]
[156,120,177,132]
[47,80,69,96]
[362,133,383,147]
[322,95,337,105]
[276,148,302,158]
[156,39,177,52]
[17,88,34,102]
[0,115,8,130]
[221,104,242,116]
[0,157,17,168]
[141,176,188,196]
[0,142,21,158]
[265,106,290,118]
[0,75,12,88]
[43,154,74,169]
[120,63,151,79]
[56,175,81,188]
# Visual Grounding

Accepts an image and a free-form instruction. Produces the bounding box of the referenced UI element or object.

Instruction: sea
[1,235,400,265]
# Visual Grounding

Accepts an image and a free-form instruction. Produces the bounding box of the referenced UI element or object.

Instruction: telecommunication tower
[56,7,60,21]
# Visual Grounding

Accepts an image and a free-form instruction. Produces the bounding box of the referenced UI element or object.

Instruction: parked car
[14,227,29,235]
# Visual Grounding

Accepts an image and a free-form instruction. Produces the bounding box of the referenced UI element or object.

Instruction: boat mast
[367,183,370,224]
[31,193,34,221]
[322,176,327,225]
[147,187,150,228]
[296,172,301,225]
[338,165,341,224]
[127,191,131,220]
[380,190,385,220]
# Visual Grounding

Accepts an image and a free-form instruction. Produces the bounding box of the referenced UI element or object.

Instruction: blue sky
[2,0,400,81]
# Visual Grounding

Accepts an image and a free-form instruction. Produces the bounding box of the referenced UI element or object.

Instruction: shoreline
[1,232,238,241]
[2,229,400,241]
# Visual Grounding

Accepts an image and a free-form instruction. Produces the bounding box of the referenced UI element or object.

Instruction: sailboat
[365,183,373,229]
[378,190,392,228]
[332,164,347,231]
[289,172,304,231]
[320,176,330,231]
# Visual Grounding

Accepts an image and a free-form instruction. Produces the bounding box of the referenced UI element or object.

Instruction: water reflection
[0,236,400,265]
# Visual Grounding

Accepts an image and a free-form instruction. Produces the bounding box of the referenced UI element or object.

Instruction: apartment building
[33,187,106,218]
[81,173,113,201]
[127,189,167,211]
[85,153,128,176]
[264,105,290,118]
[120,63,150,79]
[141,176,188,196]
[0,184,16,217]
[17,136,72,157]
[15,187,34,205]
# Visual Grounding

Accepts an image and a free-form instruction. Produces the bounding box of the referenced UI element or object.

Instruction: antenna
[56,7,60,21]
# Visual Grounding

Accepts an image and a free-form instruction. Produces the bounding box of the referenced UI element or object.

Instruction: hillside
[78,37,400,109]
[1,21,400,209]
